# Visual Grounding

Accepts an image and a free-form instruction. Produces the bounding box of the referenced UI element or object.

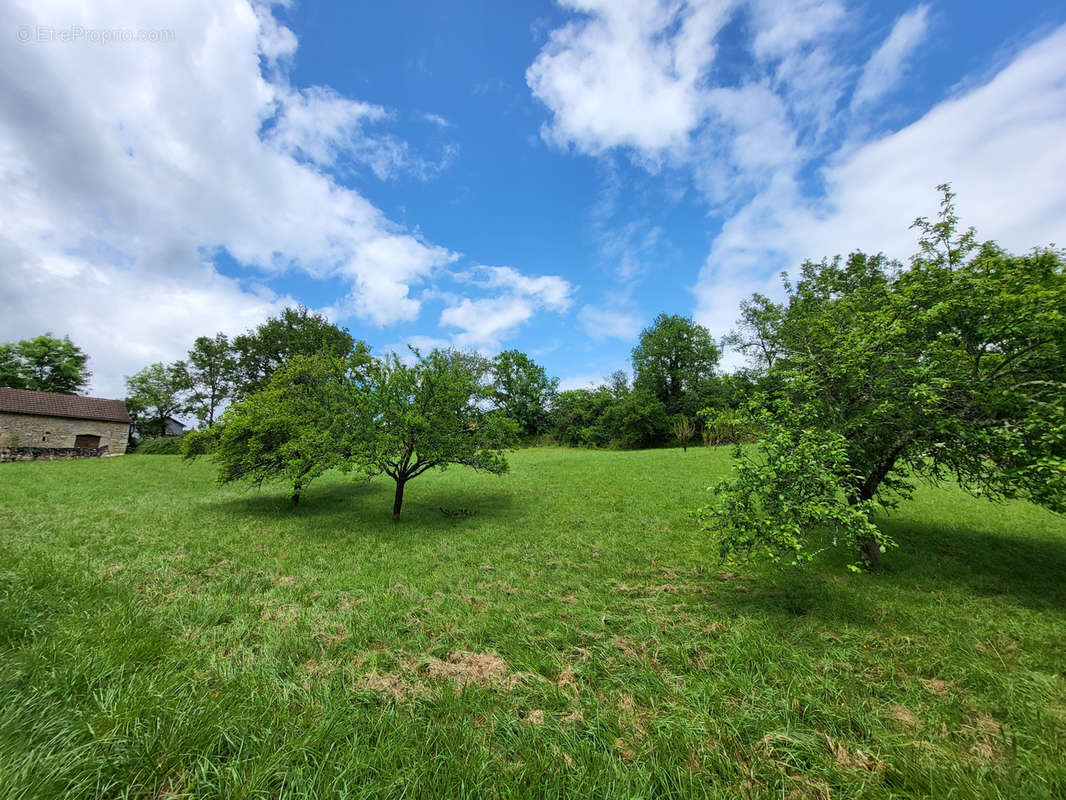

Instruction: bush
[135,436,184,455]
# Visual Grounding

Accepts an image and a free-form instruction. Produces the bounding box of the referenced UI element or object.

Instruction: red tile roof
[0,387,131,424]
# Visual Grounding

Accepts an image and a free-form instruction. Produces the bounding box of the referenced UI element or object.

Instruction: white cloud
[420,112,451,128]
[526,0,736,158]
[440,266,575,348]
[440,296,539,350]
[578,305,641,341]
[0,240,291,399]
[852,5,931,110]
[529,3,1066,369]
[697,25,1066,338]
[456,266,575,311]
[748,0,847,60]
[0,0,457,396]
[557,373,608,392]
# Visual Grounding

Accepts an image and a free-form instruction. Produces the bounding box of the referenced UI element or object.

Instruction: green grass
[0,448,1063,799]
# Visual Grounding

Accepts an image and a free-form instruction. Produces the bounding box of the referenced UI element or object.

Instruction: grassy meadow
[0,448,1064,798]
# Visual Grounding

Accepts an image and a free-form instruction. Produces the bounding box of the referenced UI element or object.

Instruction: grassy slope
[0,448,1063,799]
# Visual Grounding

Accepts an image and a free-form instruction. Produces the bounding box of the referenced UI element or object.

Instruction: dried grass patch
[920,678,955,696]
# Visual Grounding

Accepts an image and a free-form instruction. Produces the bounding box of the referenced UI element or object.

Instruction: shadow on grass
[212,478,520,537]
[722,512,1066,629]
[874,516,1066,610]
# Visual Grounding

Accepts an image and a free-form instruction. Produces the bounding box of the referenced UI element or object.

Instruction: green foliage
[701,407,748,446]
[671,414,696,450]
[183,350,372,504]
[723,293,786,372]
[0,334,91,394]
[701,401,889,570]
[185,333,237,427]
[718,186,1066,568]
[135,436,185,455]
[632,313,720,416]
[490,349,557,437]
[0,344,24,389]
[187,346,518,518]
[550,386,616,447]
[125,362,189,440]
[231,306,357,400]
[598,388,669,449]
[366,348,520,519]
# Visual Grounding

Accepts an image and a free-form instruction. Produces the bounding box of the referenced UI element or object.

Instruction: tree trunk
[392,478,406,521]
[859,534,881,571]
[291,491,300,505]
[850,433,915,570]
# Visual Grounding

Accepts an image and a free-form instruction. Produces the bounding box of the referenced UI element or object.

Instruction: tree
[701,399,888,568]
[125,362,189,439]
[186,333,237,427]
[490,349,558,437]
[0,344,24,389]
[367,349,519,520]
[0,334,91,394]
[707,187,1066,570]
[183,351,373,504]
[232,307,355,399]
[671,415,696,451]
[632,314,720,416]
[598,388,669,449]
[550,387,615,447]
[723,294,786,372]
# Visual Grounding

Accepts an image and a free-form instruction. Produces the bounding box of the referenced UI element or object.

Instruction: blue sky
[2,0,1065,398]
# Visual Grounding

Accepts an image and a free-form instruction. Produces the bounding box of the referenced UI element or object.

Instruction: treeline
[124,308,763,449]
[124,307,355,440]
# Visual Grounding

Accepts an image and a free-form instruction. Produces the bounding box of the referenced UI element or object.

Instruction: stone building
[0,387,131,454]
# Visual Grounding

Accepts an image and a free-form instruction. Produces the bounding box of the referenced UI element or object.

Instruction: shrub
[135,436,184,455]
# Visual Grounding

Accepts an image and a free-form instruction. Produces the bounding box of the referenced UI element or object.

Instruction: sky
[2,0,1065,400]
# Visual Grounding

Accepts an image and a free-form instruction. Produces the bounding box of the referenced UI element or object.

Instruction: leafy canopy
[0,334,91,394]
[490,349,557,437]
[186,333,237,427]
[185,346,518,519]
[183,350,374,504]
[367,349,520,519]
[125,361,190,440]
[232,306,355,400]
[632,313,720,416]
[710,186,1066,569]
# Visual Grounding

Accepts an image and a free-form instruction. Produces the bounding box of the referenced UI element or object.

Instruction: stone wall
[0,446,111,463]
[0,412,129,454]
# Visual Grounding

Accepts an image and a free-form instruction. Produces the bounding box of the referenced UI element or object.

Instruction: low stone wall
[0,445,110,463]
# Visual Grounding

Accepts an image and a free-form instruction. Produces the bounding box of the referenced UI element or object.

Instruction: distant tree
[550,386,615,447]
[671,415,696,451]
[0,334,91,394]
[490,349,558,436]
[125,362,189,439]
[607,370,629,398]
[723,293,786,372]
[598,388,669,449]
[705,187,1066,570]
[186,333,237,427]
[183,351,373,504]
[232,307,355,399]
[632,314,720,416]
[367,349,519,520]
[0,344,24,389]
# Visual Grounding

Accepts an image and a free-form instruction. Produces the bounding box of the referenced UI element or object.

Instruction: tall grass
[0,449,1063,798]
